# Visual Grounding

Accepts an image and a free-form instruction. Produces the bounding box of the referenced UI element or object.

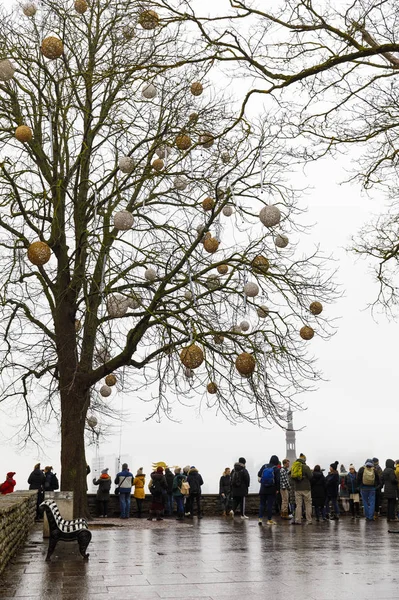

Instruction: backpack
[261,466,275,487]
[231,470,242,488]
[51,473,59,490]
[291,461,303,481]
[150,477,163,495]
[362,467,375,486]
[180,481,190,496]
[189,475,201,496]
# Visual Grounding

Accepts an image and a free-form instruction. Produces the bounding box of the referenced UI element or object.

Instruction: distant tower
[285,408,297,463]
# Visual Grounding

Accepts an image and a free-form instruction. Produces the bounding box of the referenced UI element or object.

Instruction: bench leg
[77,529,92,560]
[46,532,60,561]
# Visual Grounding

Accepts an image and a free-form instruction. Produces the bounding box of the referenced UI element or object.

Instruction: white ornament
[184,290,193,301]
[22,3,37,16]
[122,25,135,40]
[100,385,112,397]
[257,305,269,318]
[127,294,141,309]
[87,415,98,428]
[145,268,157,282]
[174,176,188,191]
[259,205,281,227]
[106,294,129,318]
[0,59,15,82]
[118,156,135,173]
[240,320,250,332]
[222,205,234,217]
[207,274,220,290]
[142,83,157,99]
[275,234,289,248]
[243,282,259,297]
[114,210,134,231]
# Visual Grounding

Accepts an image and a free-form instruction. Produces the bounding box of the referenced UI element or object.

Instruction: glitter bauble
[235,352,256,376]
[310,301,323,316]
[27,241,51,265]
[41,36,64,59]
[259,205,281,227]
[180,344,204,369]
[114,210,133,230]
[300,326,315,340]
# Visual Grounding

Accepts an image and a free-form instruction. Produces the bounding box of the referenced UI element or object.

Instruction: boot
[280,511,289,520]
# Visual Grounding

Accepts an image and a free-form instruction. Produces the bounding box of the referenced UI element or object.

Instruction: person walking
[311,465,326,521]
[325,461,340,520]
[133,468,146,518]
[357,459,380,521]
[164,467,174,516]
[114,462,134,519]
[187,466,204,519]
[219,467,231,516]
[28,463,45,520]
[382,459,398,522]
[345,464,361,518]
[280,459,292,519]
[0,472,16,495]
[290,453,313,525]
[257,455,280,526]
[93,468,112,517]
[172,467,186,521]
[229,458,250,519]
[373,458,383,519]
[148,466,168,521]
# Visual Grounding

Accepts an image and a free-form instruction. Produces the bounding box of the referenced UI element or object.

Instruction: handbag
[115,476,127,495]
[180,481,190,496]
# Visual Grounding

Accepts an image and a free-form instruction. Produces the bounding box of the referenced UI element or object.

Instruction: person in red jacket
[0,472,16,495]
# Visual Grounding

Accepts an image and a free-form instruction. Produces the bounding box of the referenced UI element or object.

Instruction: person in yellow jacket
[133,468,146,518]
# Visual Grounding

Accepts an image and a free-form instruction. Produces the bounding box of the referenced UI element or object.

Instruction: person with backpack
[291,453,313,525]
[164,467,175,516]
[229,458,250,519]
[257,455,280,525]
[172,466,187,521]
[345,464,361,518]
[325,461,340,520]
[357,459,380,521]
[0,472,16,495]
[148,466,168,521]
[93,468,112,517]
[382,459,398,522]
[311,465,327,521]
[219,467,232,516]
[133,468,146,518]
[43,466,59,494]
[187,466,204,519]
[114,462,134,519]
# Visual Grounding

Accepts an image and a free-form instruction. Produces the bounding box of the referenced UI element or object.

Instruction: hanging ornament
[127,293,141,309]
[173,176,188,191]
[142,83,157,99]
[155,145,171,160]
[222,205,234,217]
[175,134,192,150]
[87,415,98,428]
[190,81,204,96]
[207,382,218,394]
[310,301,323,315]
[74,0,88,14]
[207,274,220,290]
[145,268,157,282]
[202,197,215,211]
[189,112,199,124]
[106,294,129,318]
[231,324,242,334]
[118,156,135,173]
[240,320,250,332]
[251,255,270,275]
[138,9,160,29]
[235,352,256,376]
[152,158,164,172]
[100,384,112,397]
[213,334,224,345]
[122,24,135,40]
[22,3,37,16]
[199,132,214,148]
[221,151,230,164]
[105,374,117,386]
[257,305,269,318]
[216,188,225,200]
[300,325,315,340]
[259,205,281,227]
[15,125,33,143]
[41,37,64,59]
[217,264,228,275]
[27,241,51,266]
[184,290,193,301]
[114,210,133,230]
[203,237,219,254]
[243,282,259,297]
[0,59,15,82]
[180,344,204,369]
[275,234,289,248]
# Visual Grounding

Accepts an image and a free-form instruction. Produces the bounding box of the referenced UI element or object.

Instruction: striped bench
[40,499,92,561]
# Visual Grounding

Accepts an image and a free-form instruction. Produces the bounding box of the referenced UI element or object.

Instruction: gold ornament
[199,132,214,148]
[105,374,117,386]
[152,158,164,171]
[203,237,219,254]
[41,36,64,59]
[138,9,160,30]
[180,344,204,369]
[190,81,203,96]
[202,197,215,211]
[310,301,323,315]
[251,255,270,275]
[189,112,199,123]
[15,125,32,143]
[217,264,228,275]
[74,0,88,14]
[235,352,256,376]
[207,382,218,394]
[300,326,315,340]
[27,241,51,266]
[175,134,191,150]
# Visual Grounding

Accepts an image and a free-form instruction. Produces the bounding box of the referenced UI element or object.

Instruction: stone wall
[0,491,37,575]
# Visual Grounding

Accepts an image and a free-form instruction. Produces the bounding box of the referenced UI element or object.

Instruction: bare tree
[0,0,337,516]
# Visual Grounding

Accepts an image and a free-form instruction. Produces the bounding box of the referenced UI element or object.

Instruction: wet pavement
[1,515,399,599]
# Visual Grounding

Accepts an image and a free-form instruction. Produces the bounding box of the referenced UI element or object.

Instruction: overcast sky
[1,0,398,494]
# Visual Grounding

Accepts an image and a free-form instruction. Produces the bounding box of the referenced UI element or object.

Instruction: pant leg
[267,494,275,520]
[303,490,312,522]
[103,500,108,516]
[295,491,303,522]
[119,493,127,518]
[355,502,360,516]
[259,494,267,518]
[361,489,371,519]
[388,497,396,520]
[176,496,184,516]
[281,489,289,513]
[333,498,340,516]
[197,495,201,516]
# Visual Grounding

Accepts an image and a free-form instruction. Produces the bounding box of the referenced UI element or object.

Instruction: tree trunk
[60,388,90,518]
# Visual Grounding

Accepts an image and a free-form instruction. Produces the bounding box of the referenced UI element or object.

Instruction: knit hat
[101,468,109,474]
[156,466,164,473]
[136,467,143,475]
[7,472,15,477]
[365,459,374,467]
[122,463,128,470]
[238,457,246,464]
[349,464,355,470]
[299,453,306,461]
[330,461,339,470]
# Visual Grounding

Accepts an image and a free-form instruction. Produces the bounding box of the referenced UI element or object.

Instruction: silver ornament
[259,205,281,227]
[275,234,289,248]
[222,205,234,217]
[145,268,157,282]
[118,156,135,174]
[22,3,37,16]
[240,320,250,332]
[243,282,259,297]
[257,305,269,318]
[106,294,129,318]
[142,83,157,99]
[0,59,15,82]
[114,210,134,231]
[87,415,98,428]
[207,274,220,290]
[100,385,112,397]
[122,25,135,40]
[184,290,193,301]
[174,176,188,191]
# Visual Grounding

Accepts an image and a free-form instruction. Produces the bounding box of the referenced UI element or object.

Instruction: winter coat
[148,472,167,499]
[172,473,186,498]
[257,457,280,495]
[44,471,59,492]
[133,474,146,499]
[219,474,231,497]
[28,468,45,490]
[0,476,16,495]
[292,459,312,491]
[357,466,380,489]
[325,471,339,499]
[114,469,134,493]
[345,472,359,494]
[165,469,174,494]
[187,469,204,496]
[93,474,111,501]
[339,474,350,498]
[382,460,398,499]
[311,471,326,506]
[230,462,250,497]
